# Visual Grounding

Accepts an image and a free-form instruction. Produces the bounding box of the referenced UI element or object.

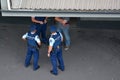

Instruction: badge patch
[49,39,53,43]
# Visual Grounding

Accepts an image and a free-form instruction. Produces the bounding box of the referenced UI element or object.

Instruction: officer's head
[50,25,57,33]
[30,24,37,32]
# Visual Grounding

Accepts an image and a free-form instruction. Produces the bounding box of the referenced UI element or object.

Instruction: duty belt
[53,46,61,50]
[28,44,39,49]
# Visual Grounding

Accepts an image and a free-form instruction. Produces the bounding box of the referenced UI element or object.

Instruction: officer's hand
[62,20,67,26]
[44,20,47,24]
[47,53,50,57]
[39,21,44,24]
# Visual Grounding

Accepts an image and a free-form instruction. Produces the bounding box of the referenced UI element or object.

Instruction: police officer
[31,17,48,44]
[48,26,65,75]
[22,24,41,71]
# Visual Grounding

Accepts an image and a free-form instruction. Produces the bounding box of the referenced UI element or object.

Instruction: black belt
[53,46,61,50]
[28,44,39,49]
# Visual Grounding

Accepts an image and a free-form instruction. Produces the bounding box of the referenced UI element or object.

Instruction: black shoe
[24,64,30,68]
[33,65,40,71]
[50,70,58,76]
[64,46,69,51]
[58,66,65,71]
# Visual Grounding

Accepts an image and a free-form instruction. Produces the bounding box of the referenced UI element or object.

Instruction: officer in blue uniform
[22,24,41,71]
[48,26,65,75]
[31,17,48,44]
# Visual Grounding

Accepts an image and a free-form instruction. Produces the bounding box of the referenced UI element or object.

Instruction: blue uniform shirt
[22,32,40,47]
[49,32,63,48]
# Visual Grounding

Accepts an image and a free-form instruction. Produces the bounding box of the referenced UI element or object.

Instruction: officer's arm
[35,35,41,46]
[45,17,48,20]
[55,17,67,25]
[31,17,43,24]
[48,46,53,57]
[22,33,28,41]
[48,38,55,57]
[55,17,63,23]
[22,38,26,41]
[37,42,41,46]
[44,17,48,23]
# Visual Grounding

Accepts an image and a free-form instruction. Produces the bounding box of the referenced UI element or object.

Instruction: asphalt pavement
[0,18,120,80]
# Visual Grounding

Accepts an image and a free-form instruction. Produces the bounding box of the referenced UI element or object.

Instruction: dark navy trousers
[36,23,48,43]
[50,48,64,74]
[25,47,39,70]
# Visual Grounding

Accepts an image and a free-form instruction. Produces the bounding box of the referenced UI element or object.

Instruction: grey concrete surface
[0,23,120,80]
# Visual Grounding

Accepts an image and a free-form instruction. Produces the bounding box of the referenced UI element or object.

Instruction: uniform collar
[31,32,35,34]
[52,32,57,35]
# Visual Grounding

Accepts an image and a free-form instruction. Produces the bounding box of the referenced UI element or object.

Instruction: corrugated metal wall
[11,0,120,10]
